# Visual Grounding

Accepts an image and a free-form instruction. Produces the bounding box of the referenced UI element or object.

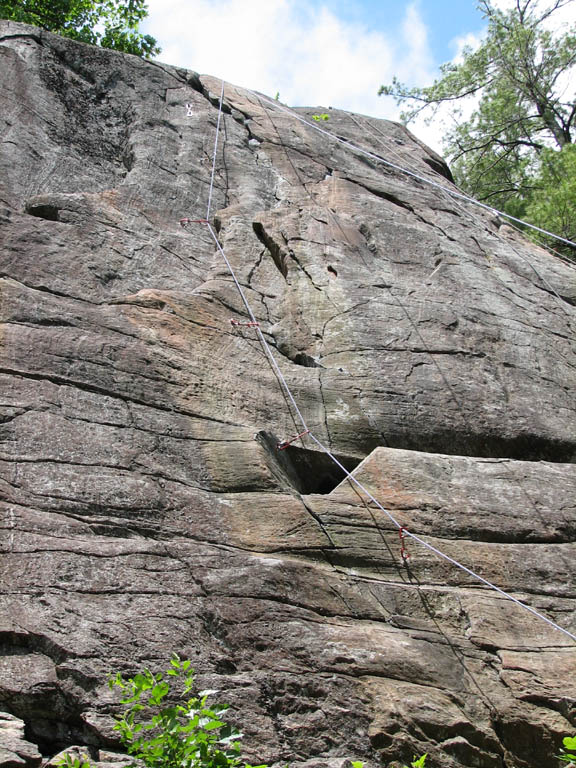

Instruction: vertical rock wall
[1,21,576,768]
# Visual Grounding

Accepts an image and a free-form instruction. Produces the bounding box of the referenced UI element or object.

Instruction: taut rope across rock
[180,79,576,645]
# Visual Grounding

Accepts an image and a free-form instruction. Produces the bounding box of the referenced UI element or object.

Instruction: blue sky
[141,0,574,153]
[307,0,486,59]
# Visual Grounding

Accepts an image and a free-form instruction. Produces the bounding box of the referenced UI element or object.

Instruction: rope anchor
[230,319,260,328]
[180,77,576,644]
[277,429,310,451]
[399,527,410,562]
[186,103,194,116]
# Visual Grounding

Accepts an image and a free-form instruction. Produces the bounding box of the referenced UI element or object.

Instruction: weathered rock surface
[0,713,41,768]
[1,20,576,768]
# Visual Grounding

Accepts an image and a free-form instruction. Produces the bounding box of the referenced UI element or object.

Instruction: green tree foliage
[379,0,576,257]
[525,144,576,250]
[0,0,160,56]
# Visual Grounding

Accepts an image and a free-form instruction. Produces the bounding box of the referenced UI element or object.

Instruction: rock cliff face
[1,21,576,768]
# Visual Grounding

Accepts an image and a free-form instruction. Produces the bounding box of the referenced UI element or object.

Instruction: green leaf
[0,0,160,57]
[108,657,271,768]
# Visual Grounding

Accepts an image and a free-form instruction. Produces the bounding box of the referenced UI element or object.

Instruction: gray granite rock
[0,713,41,768]
[1,20,575,768]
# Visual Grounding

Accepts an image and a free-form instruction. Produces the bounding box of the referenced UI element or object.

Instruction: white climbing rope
[185,79,576,645]
[251,91,576,252]
[345,112,573,314]
[206,79,225,221]
[307,432,576,643]
[205,222,310,432]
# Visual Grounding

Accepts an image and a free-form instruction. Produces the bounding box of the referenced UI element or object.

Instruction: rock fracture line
[179,79,576,646]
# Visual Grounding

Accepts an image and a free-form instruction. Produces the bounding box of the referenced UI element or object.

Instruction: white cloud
[450,30,483,60]
[143,0,438,135]
[141,0,576,157]
[490,0,576,27]
[408,29,483,154]
[400,3,434,83]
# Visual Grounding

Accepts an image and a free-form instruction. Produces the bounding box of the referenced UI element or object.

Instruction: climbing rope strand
[253,92,576,252]
[205,223,310,431]
[205,223,259,324]
[336,119,576,635]
[349,113,572,313]
[405,532,576,642]
[307,433,576,643]
[206,80,225,221]
[199,80,576,645]
[306,432,403,530]
[203,83,309,430]
[211,232,576,646]
[253,323,310,432]
[452,192,571,312]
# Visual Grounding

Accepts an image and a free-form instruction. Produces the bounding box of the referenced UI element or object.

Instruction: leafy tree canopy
[525,143,576,248]
[0,0,160,57]
[379,0,576,256]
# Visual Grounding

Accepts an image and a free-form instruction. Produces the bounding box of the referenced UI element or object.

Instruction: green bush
[558,735,576,764]
[54,655,429,768]
[108,655,265,768]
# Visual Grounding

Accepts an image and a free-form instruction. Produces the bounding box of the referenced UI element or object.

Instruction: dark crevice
[266,334,323,369]
[370,189,414,212]
[0,631,101,754]
[0,630,69,665]
[142,117,182,135]
[204,91,233,115]
[25,202,61,222]
[422,155,455,181]
[366,426,576,464]
[300,498,338,549]
[252,221,288,279]
[344,176,415,212]
[557,291,576,307]
[31,317,76,327]
[256,430,362,494]
[358,222,379,254]
[247,249,265,286]
[292,352,323,368]
[0,30,44,45]
[288,249,323,292]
